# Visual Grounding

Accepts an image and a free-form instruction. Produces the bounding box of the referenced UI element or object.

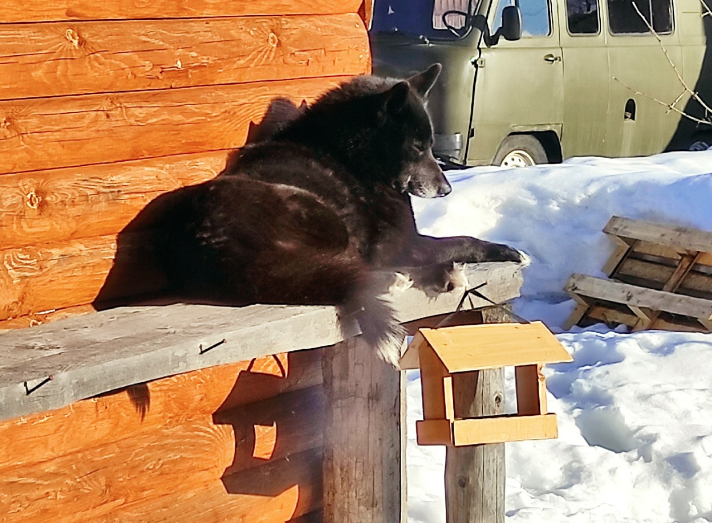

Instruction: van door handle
[544,54,561,63]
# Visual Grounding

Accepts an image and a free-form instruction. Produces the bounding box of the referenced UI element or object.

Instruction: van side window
[494,0,551,36]
[566,0,600,34]
[607,0,673,34]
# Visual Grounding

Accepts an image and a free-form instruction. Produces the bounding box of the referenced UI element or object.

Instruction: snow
[407,151,712,523]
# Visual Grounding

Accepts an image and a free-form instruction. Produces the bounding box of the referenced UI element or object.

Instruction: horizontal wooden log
[0,75,349,175]
[0,14,369,101]
[0,151,225,251]
[0,303,96,331]
[565,273,712,320]
[3,446,323,523]
[0,387,324,521]
[0,0,363,23]
[605,215,712,256]
[0,231,166,321]
[0,350,322,471]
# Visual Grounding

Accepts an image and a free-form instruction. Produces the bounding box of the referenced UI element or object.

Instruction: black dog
[160,64,521,363]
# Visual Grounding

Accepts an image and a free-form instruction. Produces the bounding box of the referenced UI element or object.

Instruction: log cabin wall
[0,0,372,330]
[0,349,327,522]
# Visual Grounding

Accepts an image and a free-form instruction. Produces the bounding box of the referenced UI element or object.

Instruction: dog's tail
[342,274,406,367]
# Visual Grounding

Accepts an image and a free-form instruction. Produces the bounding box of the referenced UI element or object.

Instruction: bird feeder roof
[400,321,573,371]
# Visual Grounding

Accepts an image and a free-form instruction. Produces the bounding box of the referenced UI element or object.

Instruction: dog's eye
[413,142,426,153]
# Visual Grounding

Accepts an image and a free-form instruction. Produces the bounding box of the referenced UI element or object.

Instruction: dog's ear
[382,81,411,115]
[407,63,442,98]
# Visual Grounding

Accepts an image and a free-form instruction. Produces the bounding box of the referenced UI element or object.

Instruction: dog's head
[381,64,452,199]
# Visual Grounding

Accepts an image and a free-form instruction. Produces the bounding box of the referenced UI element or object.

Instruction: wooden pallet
[564,216,712,332]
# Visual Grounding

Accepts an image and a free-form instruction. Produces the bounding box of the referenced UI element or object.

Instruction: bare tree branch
[614,76,712,125]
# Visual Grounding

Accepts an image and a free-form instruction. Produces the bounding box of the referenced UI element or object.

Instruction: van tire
[688,132,712,152]
[493,135,548,167]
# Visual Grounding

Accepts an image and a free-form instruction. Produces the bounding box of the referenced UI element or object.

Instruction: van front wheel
[494,135,548,167]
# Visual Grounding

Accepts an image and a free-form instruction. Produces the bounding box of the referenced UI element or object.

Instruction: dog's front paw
[410,263,466,297]
[484,242,523,263]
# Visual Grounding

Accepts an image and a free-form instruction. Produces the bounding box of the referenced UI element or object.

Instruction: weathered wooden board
[0,387,324,519]
[604,215,712,256]
[0,14,368,101]
[0,75,349,175]
[565,273,712,320]
[0,262,523,421]
[0,151,225,251]
[2,446,323,523]
[0,350,322,471]
[322,336,403,523]
[444,307,507,523]
[0,0,363,23]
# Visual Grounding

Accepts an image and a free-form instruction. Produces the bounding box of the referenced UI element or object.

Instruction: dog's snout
[437,183,452,197]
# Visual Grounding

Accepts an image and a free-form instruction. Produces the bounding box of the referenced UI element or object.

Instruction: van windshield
[372,0,479,40]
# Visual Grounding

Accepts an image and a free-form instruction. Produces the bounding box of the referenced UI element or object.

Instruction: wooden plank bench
[564,216,712,331]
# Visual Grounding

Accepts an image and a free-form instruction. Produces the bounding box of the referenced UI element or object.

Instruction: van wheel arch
[493,132,561,167]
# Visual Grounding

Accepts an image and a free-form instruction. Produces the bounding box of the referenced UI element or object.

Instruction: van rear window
[607,0,673,34]
[566,0,600,34]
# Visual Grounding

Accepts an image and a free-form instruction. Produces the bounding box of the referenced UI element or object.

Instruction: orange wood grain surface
[0,232,166,321]
[0,350,323,472]
[0,0,363,23]
[0,76,350,176]
[0,151,226,251]
[1,389,324,521]
[0,14,368,101]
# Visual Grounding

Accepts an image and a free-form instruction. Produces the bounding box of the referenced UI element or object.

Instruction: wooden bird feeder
[400,321,573,446]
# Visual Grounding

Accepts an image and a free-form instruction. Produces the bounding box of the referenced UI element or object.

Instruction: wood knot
[268,32,279,47]
[26,191,41,209]
[457,476,467,488]
[65,28,81,48]
[494,393,503,407]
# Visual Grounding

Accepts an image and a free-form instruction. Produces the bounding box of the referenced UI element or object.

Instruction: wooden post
[444,307,507,523]
[322,336,404,523]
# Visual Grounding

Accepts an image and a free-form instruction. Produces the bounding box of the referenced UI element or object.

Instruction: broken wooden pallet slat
[604,216,712,257]
[565,274,712,321]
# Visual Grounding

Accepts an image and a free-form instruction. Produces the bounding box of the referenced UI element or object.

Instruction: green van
[370,0,712,166]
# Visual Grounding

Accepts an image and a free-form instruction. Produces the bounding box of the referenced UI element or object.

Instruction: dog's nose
[437,183,452,197]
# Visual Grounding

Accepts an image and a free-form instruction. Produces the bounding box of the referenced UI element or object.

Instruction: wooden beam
[444,307,506,523]
[0,75,349,175]
[1,386,324,519]
[0,231,167,321]
[0,151,224,251]
[451,414,558,446]
[11,447,324,523]
[604,216,712,256]
[601,236,633,276]
[565,273,712,320]
[0,0,363,23]
[0,15,369,101]
[322,336,404,523]
[0,350,322,472]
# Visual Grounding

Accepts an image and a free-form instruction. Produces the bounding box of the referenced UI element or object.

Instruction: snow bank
[407,151,712,523]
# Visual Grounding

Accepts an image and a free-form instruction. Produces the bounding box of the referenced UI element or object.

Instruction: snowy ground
[407,151,712,523]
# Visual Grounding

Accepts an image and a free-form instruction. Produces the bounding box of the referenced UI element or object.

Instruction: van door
[467,0,564,164]
[559,0,610,157]
[604,0,682,156]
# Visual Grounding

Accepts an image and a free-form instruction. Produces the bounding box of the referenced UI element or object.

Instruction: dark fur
[160,64,521,363]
